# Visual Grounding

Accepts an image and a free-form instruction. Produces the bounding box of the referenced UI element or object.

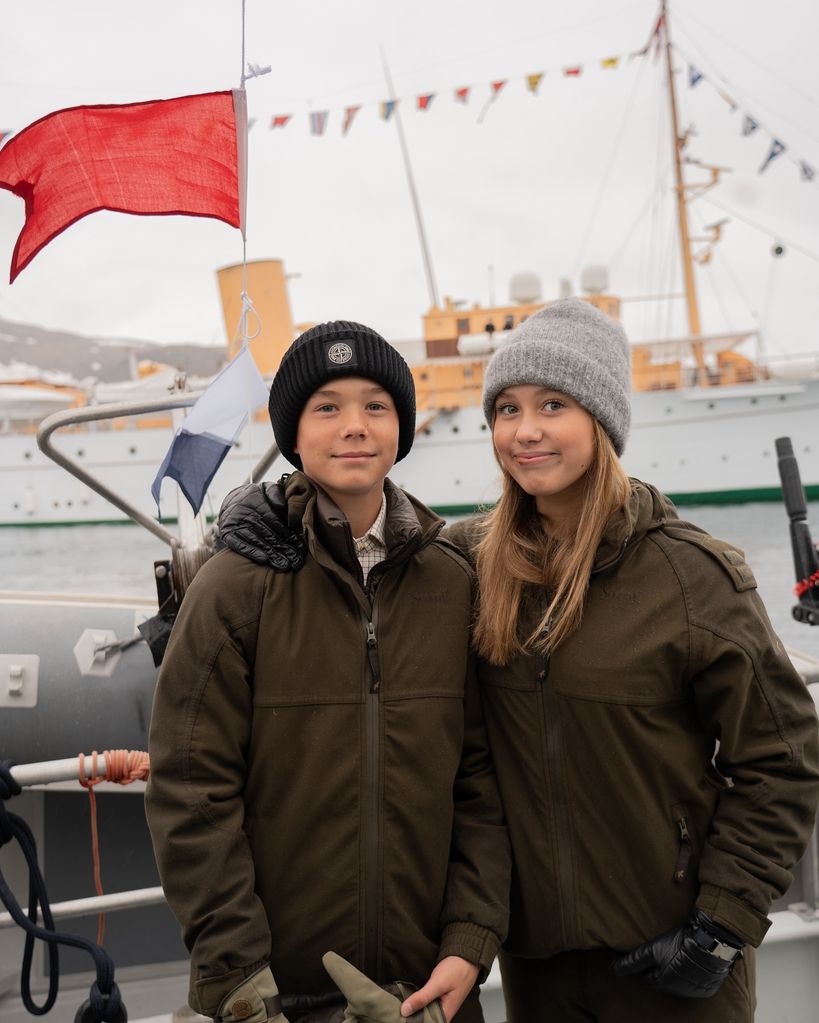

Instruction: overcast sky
[1,0,817,359]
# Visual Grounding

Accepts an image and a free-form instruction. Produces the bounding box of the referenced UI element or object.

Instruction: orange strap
[78,750,151,946]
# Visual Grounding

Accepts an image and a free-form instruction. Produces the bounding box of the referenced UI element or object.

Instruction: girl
[446,298,819,1023]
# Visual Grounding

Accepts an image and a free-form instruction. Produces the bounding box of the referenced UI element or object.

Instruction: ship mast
[661,1,708,384]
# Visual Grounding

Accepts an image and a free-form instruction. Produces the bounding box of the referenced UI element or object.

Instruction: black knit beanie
[268,320,416,469]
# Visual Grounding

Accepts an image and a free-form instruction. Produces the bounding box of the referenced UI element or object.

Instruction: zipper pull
[673,815,692,883]
[366,620,381,693]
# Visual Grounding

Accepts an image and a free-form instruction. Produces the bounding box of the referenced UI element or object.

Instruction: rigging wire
[699,195,819,264]
[673,6,818,113]
[570,57,649,279]
[642,62,670,340]
[670,20,819,147]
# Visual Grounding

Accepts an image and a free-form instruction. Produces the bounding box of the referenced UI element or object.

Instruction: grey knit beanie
[269,320,416,470]
[482,298,631,454]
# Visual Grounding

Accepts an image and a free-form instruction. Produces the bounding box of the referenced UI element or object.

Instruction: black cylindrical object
[776,436,819,623]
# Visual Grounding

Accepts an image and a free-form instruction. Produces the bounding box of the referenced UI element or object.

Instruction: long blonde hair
[473,418,630,665]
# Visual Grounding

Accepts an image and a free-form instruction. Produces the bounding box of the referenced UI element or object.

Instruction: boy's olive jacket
[447,479,819,956]
[145,473,510,1018]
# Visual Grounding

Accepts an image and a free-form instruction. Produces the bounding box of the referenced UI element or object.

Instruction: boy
[146,321,510,1023]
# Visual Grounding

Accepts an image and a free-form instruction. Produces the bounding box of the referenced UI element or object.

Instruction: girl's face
[492,385,596,523]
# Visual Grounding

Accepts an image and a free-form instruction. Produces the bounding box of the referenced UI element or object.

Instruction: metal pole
[0,887,165,929]
[380,47,440,311]
[9,754,147,787]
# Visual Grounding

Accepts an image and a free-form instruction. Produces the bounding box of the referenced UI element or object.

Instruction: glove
[612,909,744,999]
[216,965,290,1022]
[321,952,446,1023]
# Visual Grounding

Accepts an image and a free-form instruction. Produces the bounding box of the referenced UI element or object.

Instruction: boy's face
[295,376,400,507]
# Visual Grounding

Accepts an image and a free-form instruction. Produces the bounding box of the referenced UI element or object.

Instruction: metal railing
[36,396,280,545]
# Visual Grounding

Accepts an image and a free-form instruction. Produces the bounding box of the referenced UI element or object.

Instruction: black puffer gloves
[612,909,744,999]
[217,482,306,573]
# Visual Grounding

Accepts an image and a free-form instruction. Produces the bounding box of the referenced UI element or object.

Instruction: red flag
[563,66,582,77]
[491,80,507,95]
[272,114,292,128]
[417,94,435,111]
[0,91,243,283]
[454,87,470,103]
[342,106,361,136]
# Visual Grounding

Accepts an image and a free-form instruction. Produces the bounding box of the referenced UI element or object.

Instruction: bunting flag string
[674,42,815,183]
[2,41,812,187]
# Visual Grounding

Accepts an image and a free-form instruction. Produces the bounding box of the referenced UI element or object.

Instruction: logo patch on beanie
[326,341,355,366]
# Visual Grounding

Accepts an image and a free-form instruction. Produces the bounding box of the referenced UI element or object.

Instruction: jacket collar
[282,471,444,581]
[593,478,676,573]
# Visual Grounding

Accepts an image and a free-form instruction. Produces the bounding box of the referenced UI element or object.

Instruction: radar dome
[509,271,542,305]
[580,265,609,295]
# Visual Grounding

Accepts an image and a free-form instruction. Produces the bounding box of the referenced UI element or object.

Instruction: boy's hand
[399,956,479,1021]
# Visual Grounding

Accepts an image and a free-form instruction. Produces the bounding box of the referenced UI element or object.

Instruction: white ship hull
[2,377,819,527]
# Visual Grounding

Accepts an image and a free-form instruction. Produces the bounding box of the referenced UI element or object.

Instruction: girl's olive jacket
[145,473,510,1019]
[446,479,819,957]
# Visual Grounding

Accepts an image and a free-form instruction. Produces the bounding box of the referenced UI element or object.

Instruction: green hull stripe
[3,485,818,527]
[432,484,819,516]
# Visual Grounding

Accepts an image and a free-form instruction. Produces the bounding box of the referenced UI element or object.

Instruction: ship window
[452,426,460,433]
[23,451,32,460]
[76,449,84,457]
[750,398,758,405]
[457,318,469,333]
[779,394,787,402]
[128,446,137,455]
[707,402,715,410]
[480,423,487,431]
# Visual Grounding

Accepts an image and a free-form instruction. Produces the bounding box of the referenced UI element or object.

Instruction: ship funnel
[580,265,609,295]
[509,271,542,305]
[217,259,295,376]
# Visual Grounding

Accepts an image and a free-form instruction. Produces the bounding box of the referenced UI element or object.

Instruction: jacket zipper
[362,604,382,980]
[673,815,692,883]
[538,653,579,947]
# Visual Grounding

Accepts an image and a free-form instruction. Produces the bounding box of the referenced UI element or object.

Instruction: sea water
[1,500,819,655]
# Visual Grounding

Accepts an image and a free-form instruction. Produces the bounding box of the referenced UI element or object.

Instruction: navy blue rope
[0,760,124,1021]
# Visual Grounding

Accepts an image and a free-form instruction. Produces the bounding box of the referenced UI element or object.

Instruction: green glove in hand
[322,952,446,1023]
[216,965,290,1023]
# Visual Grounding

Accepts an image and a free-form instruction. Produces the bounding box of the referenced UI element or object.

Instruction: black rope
[0,760,125,1021]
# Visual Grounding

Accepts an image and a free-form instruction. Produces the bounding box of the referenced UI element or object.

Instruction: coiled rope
[78,751,150,945]
[0,759,125,1020]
